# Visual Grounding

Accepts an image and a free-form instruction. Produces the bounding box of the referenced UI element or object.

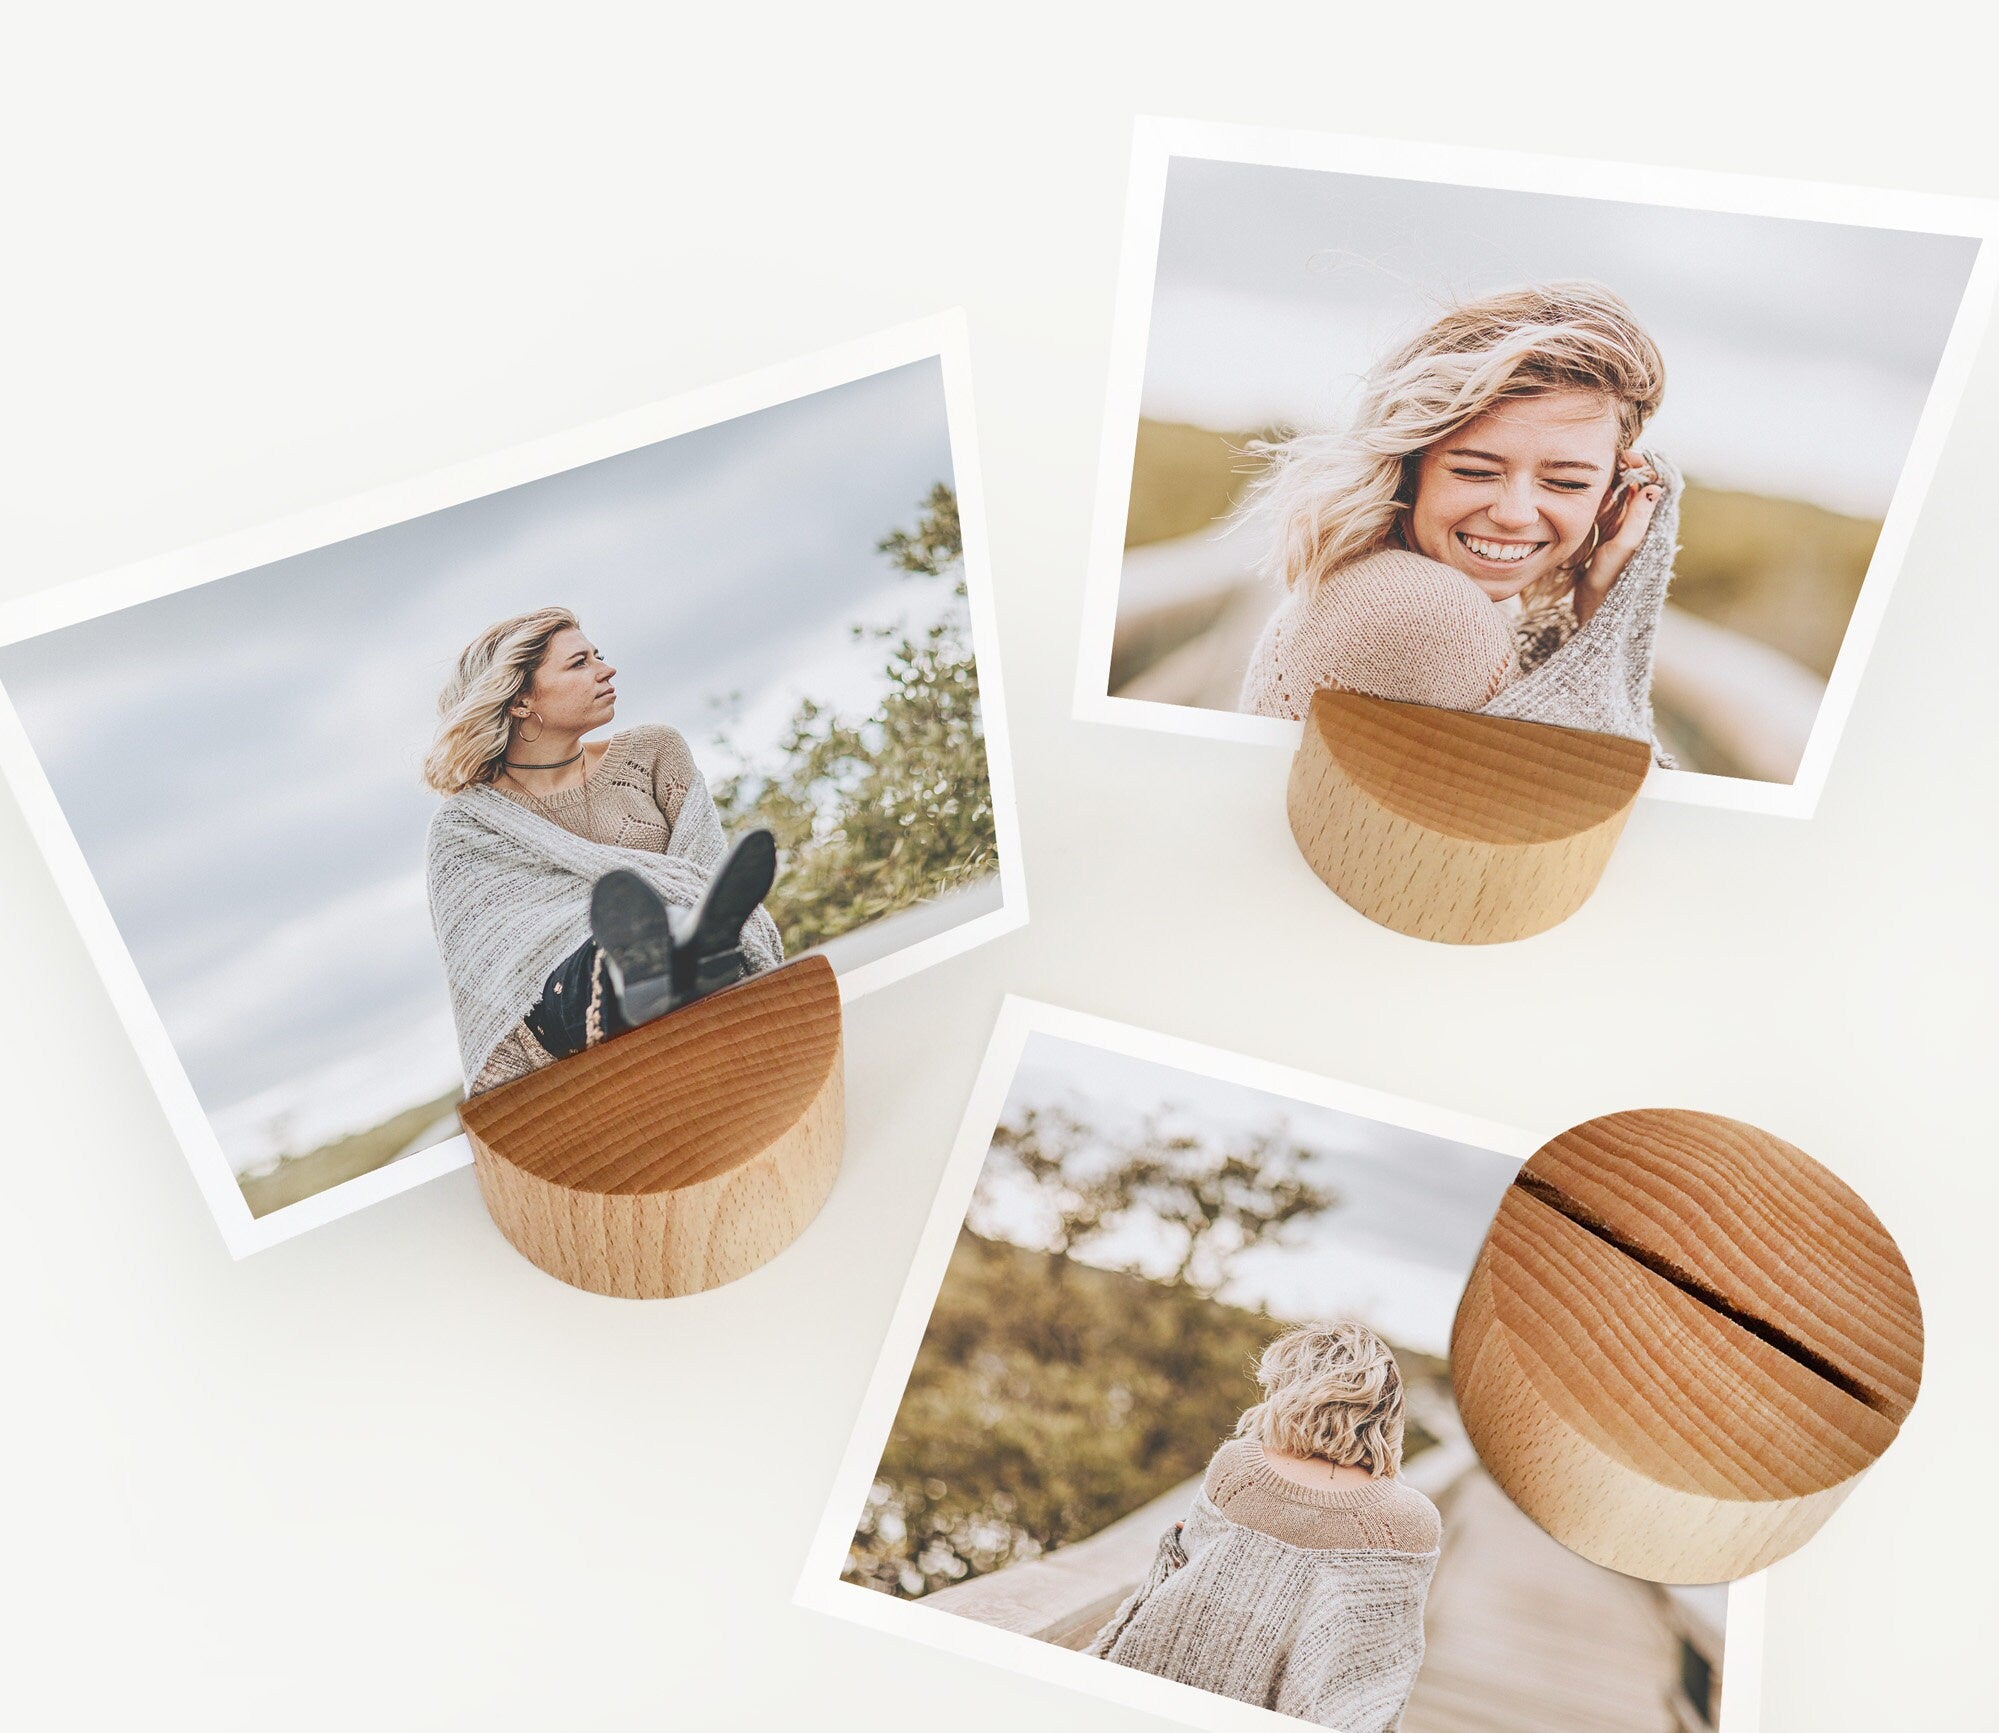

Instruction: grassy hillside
[847,1227,1439,1600]
[238,1086,462,1218]
[1125,419,1268,548]
[1671,483,1877,678]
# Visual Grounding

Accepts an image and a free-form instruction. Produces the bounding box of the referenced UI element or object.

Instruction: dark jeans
[522,939,624,1060]
[523,935,750,1058]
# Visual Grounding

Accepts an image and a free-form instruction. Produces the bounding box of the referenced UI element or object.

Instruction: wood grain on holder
[1452,1109,1921,1583]
[1287,690,1651,944]
[459,953,843,1299]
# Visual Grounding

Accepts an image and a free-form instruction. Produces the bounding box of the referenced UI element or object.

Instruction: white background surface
[1,5,1992,1729]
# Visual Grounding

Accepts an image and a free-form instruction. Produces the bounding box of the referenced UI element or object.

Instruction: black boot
[675,828,777,1003]
[589,830,778,1033]
[589,871,680,1029]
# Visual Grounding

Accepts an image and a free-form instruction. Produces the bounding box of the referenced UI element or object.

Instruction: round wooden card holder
[457,953,843,1299]
[1286,689,1652,944]
[1451,1108,1922,1583]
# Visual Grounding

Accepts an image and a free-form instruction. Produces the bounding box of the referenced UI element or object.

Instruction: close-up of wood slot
[459,953,845,1300]
[1452,1108,1922,1583]
[1511,1170,1888,1411]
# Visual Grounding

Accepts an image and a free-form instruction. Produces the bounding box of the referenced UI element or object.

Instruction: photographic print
[798,1000,1762,1733]
[0,316,1022,1255]
[1076,119,1999,815]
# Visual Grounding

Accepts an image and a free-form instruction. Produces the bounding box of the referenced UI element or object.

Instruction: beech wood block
[459,953,843,1299]
[1286,689,1652,944]
[1452,1109,1922,1583]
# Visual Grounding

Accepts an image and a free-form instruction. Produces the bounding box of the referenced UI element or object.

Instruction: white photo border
[0,312,1027,1258]
[1073,115,1999,820]
[794,995,1766,1733]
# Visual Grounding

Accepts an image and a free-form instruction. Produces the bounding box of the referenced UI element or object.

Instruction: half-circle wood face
[1287,691,1653,944]
[1307,690,1652,846]
[459,955,844,1298]
[1453,1109,1922,1582]
[460,953,841,1198]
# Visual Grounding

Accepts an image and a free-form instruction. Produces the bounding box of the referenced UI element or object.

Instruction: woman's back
[1203,1437,1440,1553]
[1089,1469,1438,1731]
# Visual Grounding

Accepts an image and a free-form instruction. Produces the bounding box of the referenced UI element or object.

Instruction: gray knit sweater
[1480,451,1681,753]
[425,732,782,1088]
[1087,1486,1438,1731]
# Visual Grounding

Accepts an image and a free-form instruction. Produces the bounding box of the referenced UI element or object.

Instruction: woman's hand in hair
[1573,449,1664,627]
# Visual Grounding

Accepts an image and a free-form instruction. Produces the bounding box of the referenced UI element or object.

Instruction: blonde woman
[1237,282,1676,755]
[1088,1321,1440,1732]
[422,607,783,1095]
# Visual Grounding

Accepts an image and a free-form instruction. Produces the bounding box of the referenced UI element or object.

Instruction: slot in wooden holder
[1452,1108,1921,1583]
[1287,689,1652,944]
[458,953,843,1299]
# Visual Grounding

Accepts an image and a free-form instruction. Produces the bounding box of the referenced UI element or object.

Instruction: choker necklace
[504,749,584,771]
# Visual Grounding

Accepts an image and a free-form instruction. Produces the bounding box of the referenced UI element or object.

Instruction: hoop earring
[1564,522,1603,575]
[517,709,545,745]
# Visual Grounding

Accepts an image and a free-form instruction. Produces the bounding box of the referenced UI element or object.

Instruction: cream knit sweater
[426,724,782,1092]
[1239,454,1681,756]
[1238,547,1519,719]
[1086,1457,1439,1732]
[1202,1438,1440,1552]
[493,723,704,854]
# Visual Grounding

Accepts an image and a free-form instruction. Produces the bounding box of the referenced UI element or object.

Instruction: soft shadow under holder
[457,953,843,1298]
[1285,687,1653,944]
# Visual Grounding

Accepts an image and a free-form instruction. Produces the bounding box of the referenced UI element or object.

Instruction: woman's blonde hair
[1245,281,1666,601]
[1234,1320,1407,1475]
[422,607,579,795]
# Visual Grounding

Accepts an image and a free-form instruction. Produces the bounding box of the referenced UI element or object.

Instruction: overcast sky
[0,359,956,1164]
[973,1035,1519,1356]
[1143,159,1981,517]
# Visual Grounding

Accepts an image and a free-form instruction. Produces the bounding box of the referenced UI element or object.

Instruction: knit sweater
[1203,1438,1441,1552]
[1238,547,1520,720]
[1086,1466,1439,1732]
[1482,452,1680,749]
[1239,452,1681,756]
[425,724,783,1092]
[470,726,703,1090]
[494,724,703,853]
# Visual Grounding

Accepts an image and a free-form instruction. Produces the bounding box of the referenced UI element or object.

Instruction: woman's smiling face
[516,626,617,736]
[1408,390,1622,601]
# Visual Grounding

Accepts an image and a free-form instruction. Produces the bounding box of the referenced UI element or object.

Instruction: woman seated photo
[1088,1319,1441,1732]
[1238,281,1676,759]
[422,606,783,1096]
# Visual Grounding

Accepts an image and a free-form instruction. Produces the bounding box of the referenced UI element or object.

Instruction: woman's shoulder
[426,784,489,841]
[1296,547,1509,650]
[1378,1475,1443,1550]
[613,721,689,749]
[1275,548,1515,710]
[604,723,696,774]
[426,780,532,854]
[1199,1439,1247,1479]
[1319,546,1494,610]
[1383,1470,1439,1509]
[1202,1435,1264,1495]
[424,785,504,881]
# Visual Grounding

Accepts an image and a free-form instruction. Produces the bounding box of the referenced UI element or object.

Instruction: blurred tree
[712,482,997,951]
[978,1102,1339,1297]
[845,1230,1280,1600]
[877,479,962,580]
[846,1105,1358,1600]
